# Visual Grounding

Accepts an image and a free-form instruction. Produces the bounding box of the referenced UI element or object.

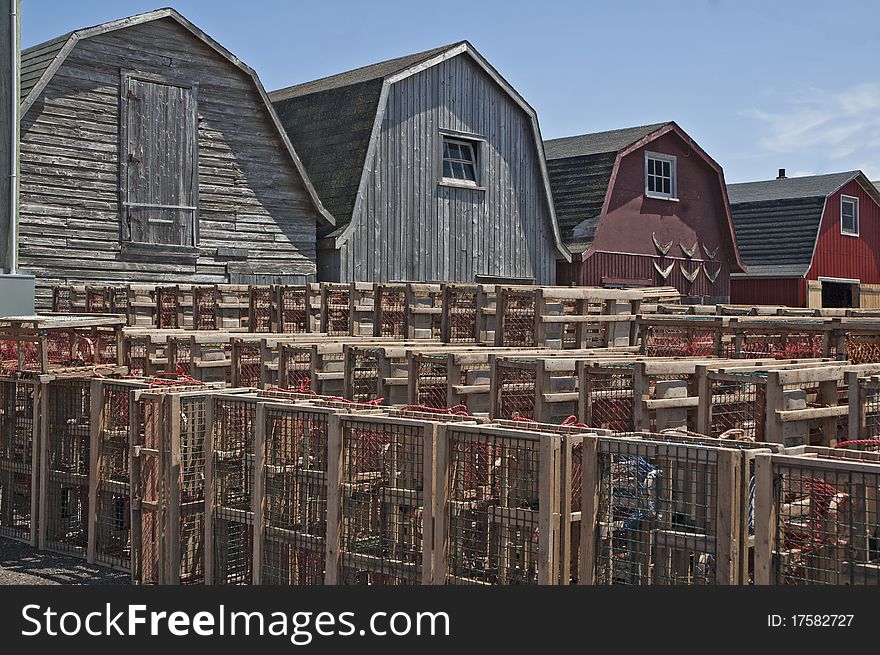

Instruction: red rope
[511,414,537,423]
[266,385,385,406]
[836,439,880,449]
[401,404,470,416]
[561,415,590,428]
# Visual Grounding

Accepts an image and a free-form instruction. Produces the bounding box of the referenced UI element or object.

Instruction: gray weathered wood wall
[335,53,558,284]
[19,17,321,308]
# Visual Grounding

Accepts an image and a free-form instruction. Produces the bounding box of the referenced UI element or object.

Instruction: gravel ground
[0,537,128,585]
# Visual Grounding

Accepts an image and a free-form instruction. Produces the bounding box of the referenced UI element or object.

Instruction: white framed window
[841,195,859,236]
[441,137,478,185]
[645,152,677,199]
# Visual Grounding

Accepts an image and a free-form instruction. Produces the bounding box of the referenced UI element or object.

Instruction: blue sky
[21,0,880,182]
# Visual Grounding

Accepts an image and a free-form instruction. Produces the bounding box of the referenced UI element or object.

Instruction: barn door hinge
[127,89,140,101]
[128,153,141,164]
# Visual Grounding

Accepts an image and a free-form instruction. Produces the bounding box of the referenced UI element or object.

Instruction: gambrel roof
[19,7,334,225]
[728,171,880,277]
[270,41,570,260]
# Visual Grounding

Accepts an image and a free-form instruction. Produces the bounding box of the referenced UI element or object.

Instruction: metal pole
[7,0,18,274]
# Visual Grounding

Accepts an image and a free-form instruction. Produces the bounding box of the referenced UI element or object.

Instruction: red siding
[560,251,730,299]
[730,277,805,306]
[807,179,880,283]
[564,129,739,299]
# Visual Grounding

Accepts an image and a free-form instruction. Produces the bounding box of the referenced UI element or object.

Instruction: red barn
[729,170,880,308]
[545,122,744,302]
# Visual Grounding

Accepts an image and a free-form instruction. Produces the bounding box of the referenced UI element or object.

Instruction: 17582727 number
[768,615,854,628]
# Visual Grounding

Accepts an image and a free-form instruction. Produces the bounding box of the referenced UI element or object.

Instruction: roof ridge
[270,41,466,101]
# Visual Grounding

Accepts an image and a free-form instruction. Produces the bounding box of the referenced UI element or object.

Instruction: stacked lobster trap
[755,447,880,585]
[579,434,746,585]
[0,376,39,544]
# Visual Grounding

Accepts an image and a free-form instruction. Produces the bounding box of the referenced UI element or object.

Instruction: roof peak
[543,122,674,159]
[270,41,469,101]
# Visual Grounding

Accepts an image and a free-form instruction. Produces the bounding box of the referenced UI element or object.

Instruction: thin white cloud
[744,83,880,175]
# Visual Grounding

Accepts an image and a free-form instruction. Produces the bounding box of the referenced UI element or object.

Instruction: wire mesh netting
[585,367,635,433]
[414,357,448,410]
[772,459,880,585]
[178,396,209,584]
[348,349,381,403]
[211,397,257,584]
[377,288,406,337]
[339,419,426,585]
[235,343,262,388]
[592,440,723,585]
[262,407,329,585]
[645,326,716,357]
[280,346,313,391]
[733,333,825,359]
[847,335,880,364]
[54,287,72,313]
[445,429,541,585]
[444,288,478,343]
[157,288,179,329]
[132,396,162,584]
[44,379,91,556]
[496,363,536,420]
[87,287,110,314]
[280,288,309,333]
[709,374,766,440]
[324,289,351,336]
[862,382,880,440]
[94,383,132,569]
[500,291,536,347]
[0,378,35,540]
[171,338,193,378]
[250,287,273,333]
[194,287,216,331]
[126,337,148,377]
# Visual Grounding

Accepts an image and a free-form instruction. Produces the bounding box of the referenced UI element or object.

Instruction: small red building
[729,170,880,308]
[546,122,744,301]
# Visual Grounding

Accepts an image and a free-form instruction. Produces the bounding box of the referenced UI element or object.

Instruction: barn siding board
[18,16,321,308]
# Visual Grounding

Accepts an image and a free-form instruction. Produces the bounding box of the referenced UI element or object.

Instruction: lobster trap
[755,450,880,585]
[278,344,317,392]
[374,284,407,338]
[495,288,536,347]
[434,423,561,585]
[639,318,721,358]
[440,284,495,345]
[192,285,217,331]
[254,403,349,585]
[156,286,181,329]
[579,435,742,585]
[328,414,439,585]
[321,283,353,336]
[0,316,125,376]
[39,377,92,557]
[131,387,238,585]
[0,376,39,544]
[277,285,313,333]
[231,338,266,388]
[206,393,260,585]
[249,286,275,333]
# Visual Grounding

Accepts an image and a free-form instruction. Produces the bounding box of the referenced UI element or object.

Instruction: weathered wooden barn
[18,8,333,308]
[729,170,880,308]
[271,41,570,284]
[545,122,744,301]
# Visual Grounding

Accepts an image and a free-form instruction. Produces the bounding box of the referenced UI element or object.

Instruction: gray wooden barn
[271,41,570,284]
[18,8,333,307]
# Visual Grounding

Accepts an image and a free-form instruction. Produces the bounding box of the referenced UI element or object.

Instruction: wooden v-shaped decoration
[702,242,719,261]
[680,240,698,258]
[654,261,674,279]
[680,262,701,283]
[652,232,673,256]
[705,265,721,283]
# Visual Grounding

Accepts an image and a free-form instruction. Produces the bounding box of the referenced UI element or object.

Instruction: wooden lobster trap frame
[754,450,880,585]
[579,435,743,585]
[847,372,880,441]
[276,284,317,334]
[0,316,125,376]
[327,413,444,585]
[131,387,248,585]
[433,422,562,585]
[440,283,496,345]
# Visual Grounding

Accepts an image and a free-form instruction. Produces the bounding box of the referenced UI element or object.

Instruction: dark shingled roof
[20,32,71,101]
[543,122,671,250]
[270,43,465,235]
[727,171,861,277]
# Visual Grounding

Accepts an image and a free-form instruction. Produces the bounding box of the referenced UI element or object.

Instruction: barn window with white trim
[645,152,676,199]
